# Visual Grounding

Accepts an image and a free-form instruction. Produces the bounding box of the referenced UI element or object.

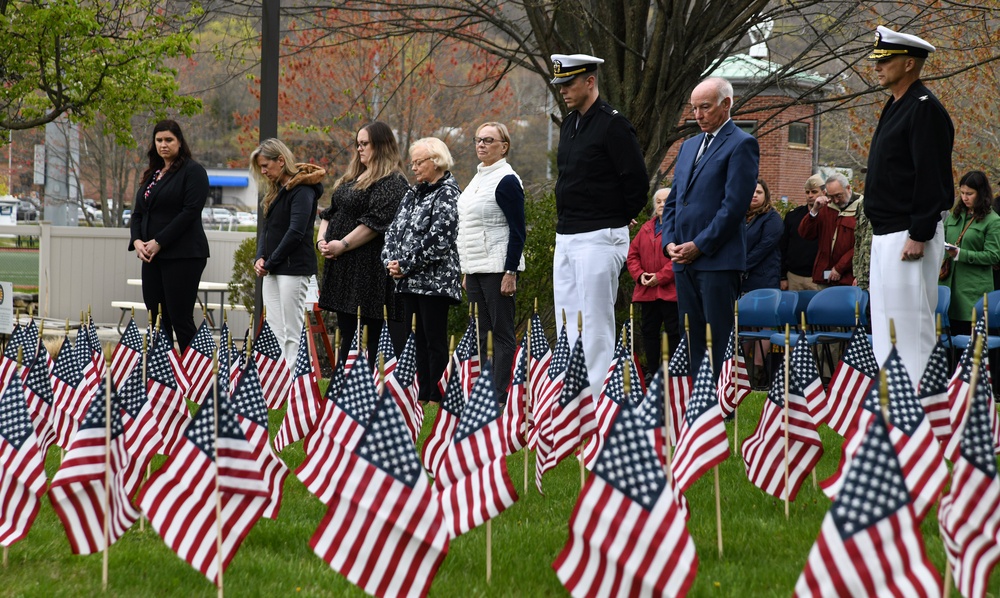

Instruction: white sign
[33,144,45,185]
[0,281,12,335]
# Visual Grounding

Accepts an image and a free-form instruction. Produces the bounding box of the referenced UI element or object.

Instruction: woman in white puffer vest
[457,122,526,396]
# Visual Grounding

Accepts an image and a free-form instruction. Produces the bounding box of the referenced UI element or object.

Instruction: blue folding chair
[936,285,951,341]
[736,289,782,389]
[949,290,1000,352]
[770,286,867,377]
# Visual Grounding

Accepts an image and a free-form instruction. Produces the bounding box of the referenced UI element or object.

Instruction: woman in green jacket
[942,171,1000,335]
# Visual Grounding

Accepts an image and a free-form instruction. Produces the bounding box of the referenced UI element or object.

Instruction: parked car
[122,209,132,226]
[16,200,38,221]
[212,208,235,225]
[236,211,257,226]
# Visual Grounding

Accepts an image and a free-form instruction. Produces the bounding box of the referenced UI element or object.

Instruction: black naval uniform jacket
[554,97,649,234]
[863,80,954,242]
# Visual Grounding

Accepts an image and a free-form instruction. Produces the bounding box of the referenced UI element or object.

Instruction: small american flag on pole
[111,317,144,390]
[274,323,322,453]
[789,332,828,424]
[146,331,192,455]
[181,320,216,405]
[583,344,642,469]
[944,318,1000,460]
[51,334,88,432]
[666,335,693,446]
[253,320,292,410]
[528,323,569,450]
[824,326,878,436]
[385,331,423,445]
[916,338,952,444]
[526,314,553,435]
[21,341,58,454]
[421,359,466,478]
[671,349,729,494]
[0,323,25,387]
[716,326,751,418]
[115,364,163,499]
[0,366,47,547]
[501,336,528,455]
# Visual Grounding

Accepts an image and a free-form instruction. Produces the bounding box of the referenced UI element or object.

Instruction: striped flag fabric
[794,414,941,597]
[437,319,480,402]
[181,320,216,405]
[634,368,669,470]
[115,364,163,499]
[145,331,192,454]
[310,387,449,598]
[253,320,292,410]
[422,358,466,479]
[274,323,322,453]
[51,334,89,427]
[553,395,697,597]
[0,365,47,547]
[822,348,947,521]
[584,343,643,469]
[666,335,693,446]
[501,336,528,455]
[221,324,242,393]
[111,317,144,390]
[296,352,379,505]
[528,322,569,450]
[0,322,25,387]
[824,326,878,436]
[526,313,553,434]
[789,332,828,424]
[741,359,823,501]
[373,322,398,386]
[917,338,952,444]
[385,331,423,445]
[299,340,359,460]
[717,326,751,418]
[435,360,518,537]
[536,335,598,493]
[670,349,730,494]
[228,358,289,519]
[938,357,1000,598]
[77,316,106,402]
[138,378,269,585]
[21,340,58,454]
[944,319,1000,460]
[49,380,140,554]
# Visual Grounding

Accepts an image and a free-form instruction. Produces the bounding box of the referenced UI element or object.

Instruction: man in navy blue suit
[661,77,760,377]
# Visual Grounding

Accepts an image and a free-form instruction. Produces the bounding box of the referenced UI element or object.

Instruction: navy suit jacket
[661,119,759,272]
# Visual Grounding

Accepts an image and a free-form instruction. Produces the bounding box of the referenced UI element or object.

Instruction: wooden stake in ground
[705,324,723,558]
[578,312,586,490]
[661,333,673,481]
[211,354,224,598]
[798,312,818,492]
[783,324,791,520]
[102,366,112,591]
[733,300,740,454]
[524,299,536,491]
[628,303,634,358]
[139,331,150,532]
[486,330,494,584]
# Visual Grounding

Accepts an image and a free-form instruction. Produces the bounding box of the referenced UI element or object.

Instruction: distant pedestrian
[780,175,823,291]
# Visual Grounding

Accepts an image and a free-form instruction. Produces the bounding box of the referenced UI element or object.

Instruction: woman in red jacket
[628,188,680,377]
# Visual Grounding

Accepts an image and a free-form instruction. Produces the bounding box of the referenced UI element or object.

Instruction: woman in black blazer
[129,120,210,351]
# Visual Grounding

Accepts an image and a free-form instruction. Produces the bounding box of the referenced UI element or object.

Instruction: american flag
[717,326,751,418]
[741,360,824,501]
[437,319,480,401]
[48,379,140,554]
[0,322,25,386]
[824,326,878,436]
[115,364,163,499]
[146,331,192,454]
[51,334,89,428]
[822,348,947,521]
[373,322,397,386]
[20,322,53,379]
[20,340,57,454]
[0,366,47,547]
[385,331,423,445]
[299,341,360,460]
[789,332,828,424]
[181,320,216,404]
[111,317,144,389]
[228,358,289,519]
[634,368,668,469]
[138,377,269,584]
[944,319,1000,460]
[794,413,941,597]
[274,323,322,452]
[528,322,569,450]
[937,358,1000,598]
[917,338,952,444]
[670,349,729,494]
[553,396,697,597]
[435,360,518,537]
[222,324,243,393]
[583,342,643,469]
[253,320,292,410]
[536,336,597,493]
[526,313,553,434]
[501,336,528,455]
[310,387,449,598]
[77,316,107,400]
[296,352,379,505]
[666,335,693,446]
[421,358,467,478]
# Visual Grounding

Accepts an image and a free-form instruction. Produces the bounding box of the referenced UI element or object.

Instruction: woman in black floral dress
[383,137,462,403]
[317,121,409,362]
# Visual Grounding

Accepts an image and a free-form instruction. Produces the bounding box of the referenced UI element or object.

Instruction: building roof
[710,53,827,96]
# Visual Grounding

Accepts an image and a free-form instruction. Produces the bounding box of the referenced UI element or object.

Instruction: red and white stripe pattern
[666,335,693,446]
[536,336,598,493]
[145,331,192,454]
[274,323,322,452]
[583,344,642,469]
[115,363,163,499]
[180,319,216,404]
[253,320,292,409]
[110,317,144,389]
[435,360,518,537]
[421,357,466,478]
[385,331,423,446]
[789,332,828,423]
[742,360,823,501]
[824,326,879,436]
[310,388,449,598]
[51,334,89,426]
[0,367,47,547]
[717,326,751,418]
[21,341,58,454]
[916,339,952,444]
[670,349,730,494]
[48,381,140,554]
[501,337,528,455]
[525,314,552,442]
[944,327,1000,460]
[938,361,1000,598]
[554,399,697,597]
[138,382,269,584]
[527,323,569,450]
[0,323,25,388]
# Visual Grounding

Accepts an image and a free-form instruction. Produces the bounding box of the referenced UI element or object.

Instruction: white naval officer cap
[550,53,604,85]
[867,25,935,60]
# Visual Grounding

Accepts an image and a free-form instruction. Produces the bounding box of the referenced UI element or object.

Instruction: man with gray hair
[798,172,863,287]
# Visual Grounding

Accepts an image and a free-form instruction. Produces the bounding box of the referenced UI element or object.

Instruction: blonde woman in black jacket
[251,138,326,365]
[129,120,209,351]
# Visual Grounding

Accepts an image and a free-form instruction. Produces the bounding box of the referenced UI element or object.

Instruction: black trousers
[335,310,408,370]
[402,293,452,403]
[638,300,680,377]
[141,257,206,352]
[465,272,516,395]
[675,268,741,380]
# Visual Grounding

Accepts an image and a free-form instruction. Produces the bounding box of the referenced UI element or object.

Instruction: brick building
[658,54,825,207]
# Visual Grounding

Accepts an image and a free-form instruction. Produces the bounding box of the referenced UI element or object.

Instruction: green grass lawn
[0,248,39,290]
[3,392,999,597]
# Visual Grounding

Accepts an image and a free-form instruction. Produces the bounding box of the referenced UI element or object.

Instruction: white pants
[869,224,943,389]
[262,274,310,366]
[553,227,629,398]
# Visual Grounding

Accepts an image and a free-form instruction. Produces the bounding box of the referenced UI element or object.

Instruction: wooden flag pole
[629,303,634,358]
[333,328,341,367]
[661,333,673,480]
[139,330,150,532]
[943,561,952,598]
[801,312,818,492]
[102,366,112,591]
[356,306,362,348]
[733,300,740,454]
[783,323,791,520]
[578,312,586,490]
[524,300,535,491]
[706,325,723,558]
[486,331,494,583]
[684,314,692,374]
[211,353,224,598]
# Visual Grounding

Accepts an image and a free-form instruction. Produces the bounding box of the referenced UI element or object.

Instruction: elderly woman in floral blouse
[383,137,461,403]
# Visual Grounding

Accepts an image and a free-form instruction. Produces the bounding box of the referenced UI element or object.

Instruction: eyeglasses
[356,141,370,149]
[474,137,498,146]
[409,157,432,168]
